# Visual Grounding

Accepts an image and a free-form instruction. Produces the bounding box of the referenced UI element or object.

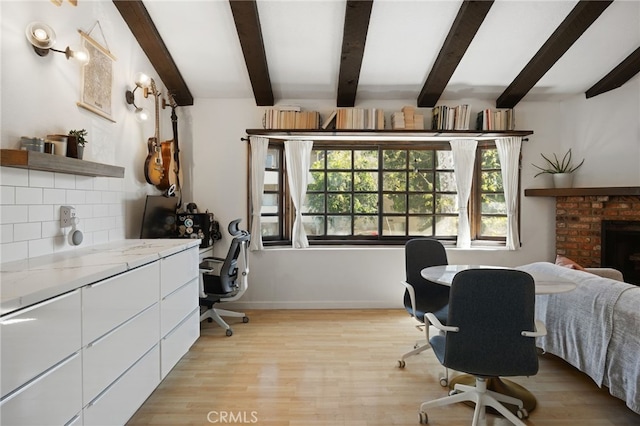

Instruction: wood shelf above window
[0,149,124,178]
[524,187,640,197]
[245,129,534,141]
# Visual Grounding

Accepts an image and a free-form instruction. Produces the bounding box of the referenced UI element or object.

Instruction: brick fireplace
[525,186,640,285]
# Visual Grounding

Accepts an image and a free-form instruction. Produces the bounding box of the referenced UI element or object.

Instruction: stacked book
[431,104,472,130]
[476,109,515,131]
[391,106,425,129]
[263,107,320,129]
[328,108,385,130]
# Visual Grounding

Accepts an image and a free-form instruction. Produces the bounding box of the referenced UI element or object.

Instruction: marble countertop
[0,239,201,316]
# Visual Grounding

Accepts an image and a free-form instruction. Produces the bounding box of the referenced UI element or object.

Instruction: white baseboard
[219,301,402,310]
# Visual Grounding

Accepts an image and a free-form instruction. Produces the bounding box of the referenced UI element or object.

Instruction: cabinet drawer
[83,262,159,345]
[161,247,198,298]
[161,278,198,337]
[83,303,159,405]
[0,352,82,426]
[84,345,160,426]
[161,308,199,379]
[0,289,81,398]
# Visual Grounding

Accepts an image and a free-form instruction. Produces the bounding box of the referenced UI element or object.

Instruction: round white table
[420,264,577,415]
[421,264,577,294]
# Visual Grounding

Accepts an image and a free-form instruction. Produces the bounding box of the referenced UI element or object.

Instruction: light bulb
[135,107,150,122]
[134,72,151,88]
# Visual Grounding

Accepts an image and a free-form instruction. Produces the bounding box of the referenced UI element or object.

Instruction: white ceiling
[143,0,640,104]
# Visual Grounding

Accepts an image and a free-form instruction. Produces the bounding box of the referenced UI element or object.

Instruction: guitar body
[144,136,164,186]
[157,139,175,190]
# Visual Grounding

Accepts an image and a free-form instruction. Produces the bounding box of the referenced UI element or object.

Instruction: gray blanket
[518,262,640,414]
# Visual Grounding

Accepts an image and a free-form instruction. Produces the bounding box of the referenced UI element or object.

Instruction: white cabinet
[83,345,160,426]
[0,352,82,426]
[82,262,159,344]
[0,289,81,398]
[0,244,200,426]
[159,249,200,378]
[83,304,160,404]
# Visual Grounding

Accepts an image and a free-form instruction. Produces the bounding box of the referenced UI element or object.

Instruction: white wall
[0,1,190,262]
[192,79,639,309]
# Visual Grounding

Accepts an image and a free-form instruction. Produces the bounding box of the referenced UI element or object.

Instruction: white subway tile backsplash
[29,170,54,188]
[13,222,42,241]
[0,241,28,262]
[1,205,28,224]
[28,205,54,222]
[43,188,66,204]
[54,173,76,189]
[1,224,14,243]
[29,238,54,257]
[1,171,129,262]
[42,220,62,238]
[66,190,86,204]
[0,167,29,187]
[1,186,15,205]
[75,176,94,190]
[16,187,43,204]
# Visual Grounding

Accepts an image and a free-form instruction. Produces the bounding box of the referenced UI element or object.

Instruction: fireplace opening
[601,220,640,286]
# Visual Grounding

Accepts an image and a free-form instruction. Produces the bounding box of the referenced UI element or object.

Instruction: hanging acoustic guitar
[144,79,164,186]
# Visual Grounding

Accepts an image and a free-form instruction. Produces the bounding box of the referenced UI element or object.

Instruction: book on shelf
[322,110,337,129]
[431,104,471,130]
[263,108,320,129]
[335,108,384,130]
[476,108,515,131]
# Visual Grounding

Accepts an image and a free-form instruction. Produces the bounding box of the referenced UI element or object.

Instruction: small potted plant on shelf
[532,149,584,188]
[67,129,88,159]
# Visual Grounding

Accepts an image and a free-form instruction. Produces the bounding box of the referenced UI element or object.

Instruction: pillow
[555,255,585,271]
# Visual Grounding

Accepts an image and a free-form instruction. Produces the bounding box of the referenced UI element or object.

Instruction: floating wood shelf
[524,187,640,197]
[245,129,534,141]
[1,149,124,178]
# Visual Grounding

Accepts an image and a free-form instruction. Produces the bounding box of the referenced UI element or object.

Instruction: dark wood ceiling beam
[417,0,494,108]
[229,0,274,106]
[113,0,193,106]
[337,0,374,107]
[496,0,613,109]
[586,46,640,98]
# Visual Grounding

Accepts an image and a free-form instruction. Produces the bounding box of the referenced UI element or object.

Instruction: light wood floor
[128,309,639,425]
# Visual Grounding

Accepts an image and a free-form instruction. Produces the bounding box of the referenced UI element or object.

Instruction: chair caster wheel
[226,329,233,336]
[439,377,448,387]
[517,408,528,419]
[207,318,213,323]
[419,411,428,424]
[397,360,406,368]
[243,316,249,323]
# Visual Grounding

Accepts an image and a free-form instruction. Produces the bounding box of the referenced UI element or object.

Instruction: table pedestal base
[449,375,537,415]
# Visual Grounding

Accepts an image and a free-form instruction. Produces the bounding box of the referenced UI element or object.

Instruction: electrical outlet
[60,206,76,228]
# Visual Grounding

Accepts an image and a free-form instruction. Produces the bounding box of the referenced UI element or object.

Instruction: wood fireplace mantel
[524,187,640,197]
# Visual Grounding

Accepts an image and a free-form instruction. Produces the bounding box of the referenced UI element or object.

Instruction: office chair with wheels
[419,269,546,426]
[199,219,251,336]
[398,238,450,384]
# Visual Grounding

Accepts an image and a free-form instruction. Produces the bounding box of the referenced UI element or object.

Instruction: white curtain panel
[285,140,314,248]
[450,139,477,248]
[249,136,270,250]
[496,136,522,250]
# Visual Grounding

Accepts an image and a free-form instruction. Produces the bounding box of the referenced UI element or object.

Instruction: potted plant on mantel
[532,149,585,188]
[67,129,88,160]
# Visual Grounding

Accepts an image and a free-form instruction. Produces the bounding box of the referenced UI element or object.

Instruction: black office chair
[398,238,450,383]
[419,269,546,426]
[199,219,251,336]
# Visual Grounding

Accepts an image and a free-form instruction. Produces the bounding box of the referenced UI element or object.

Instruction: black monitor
[140,195,178,239]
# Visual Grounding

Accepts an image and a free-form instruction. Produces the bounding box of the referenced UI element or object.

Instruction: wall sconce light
[25,22,89,64]
[125,72,153,121]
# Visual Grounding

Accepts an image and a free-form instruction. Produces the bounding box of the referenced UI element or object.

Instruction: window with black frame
[256,140,511,246]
